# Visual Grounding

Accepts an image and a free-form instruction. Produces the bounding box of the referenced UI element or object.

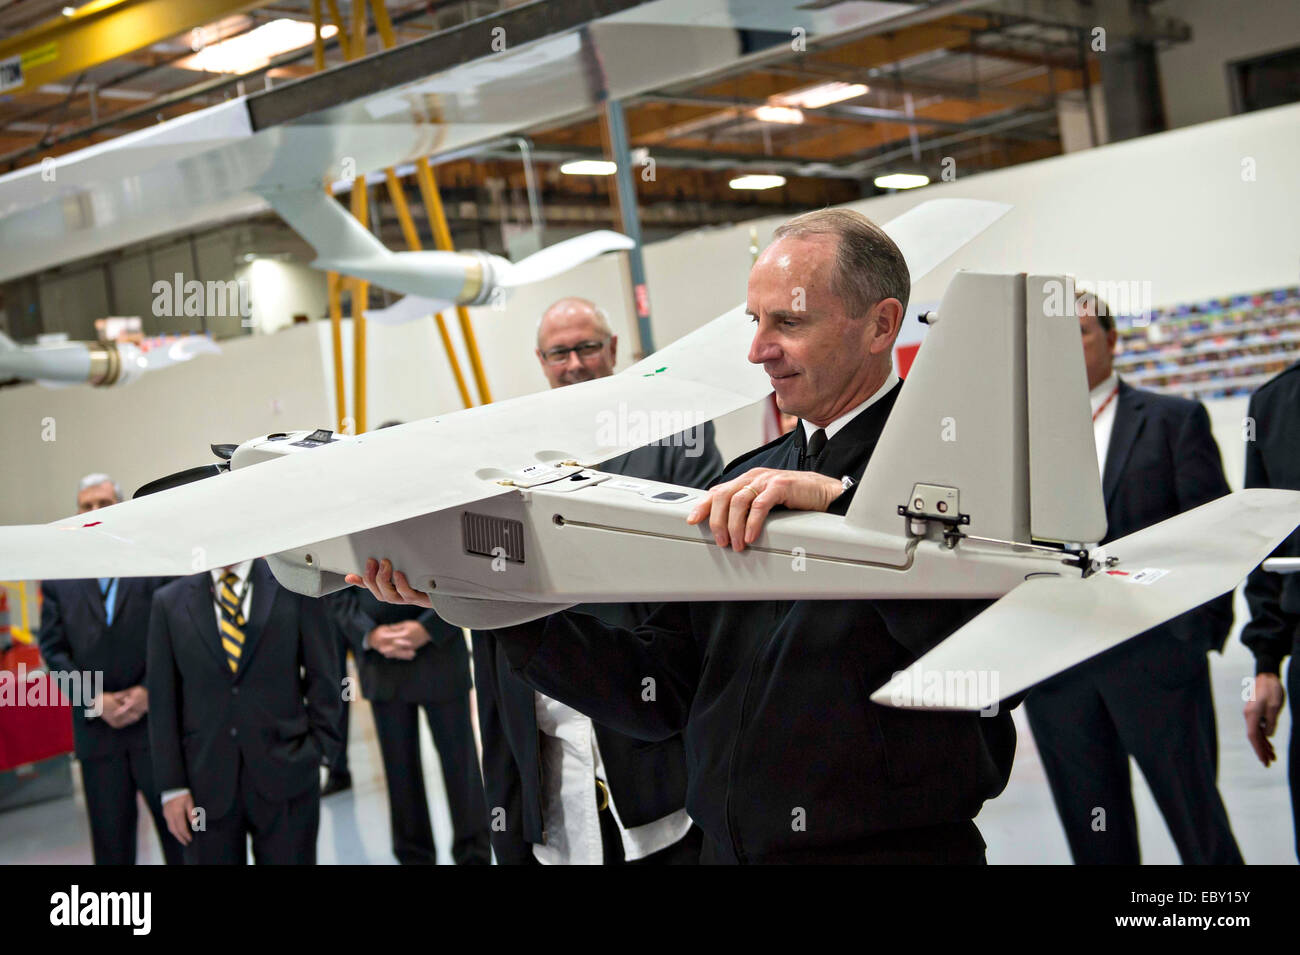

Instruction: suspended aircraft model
[0,330,219,387]
[2,198,1296,713]
[257,185,636,324]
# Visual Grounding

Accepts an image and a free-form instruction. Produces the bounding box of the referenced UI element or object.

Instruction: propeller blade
[363,295,455,325]
[495,230,635,287]
[138,336,221,371]
[872,488,1300,710]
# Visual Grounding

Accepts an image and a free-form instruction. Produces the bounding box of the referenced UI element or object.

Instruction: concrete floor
[1,626,1294,865]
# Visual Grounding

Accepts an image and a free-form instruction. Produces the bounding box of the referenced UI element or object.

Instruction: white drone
[2,198,1296,713]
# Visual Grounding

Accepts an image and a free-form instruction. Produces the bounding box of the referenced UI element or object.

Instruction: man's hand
[385,620,431,651]
[367,621,429,661]
[346,558,433,610]
[118,686,148,720]
[686,468,846,552]
[163,793,196,846]
[1245,672,1286,766]
[98,690,143,729]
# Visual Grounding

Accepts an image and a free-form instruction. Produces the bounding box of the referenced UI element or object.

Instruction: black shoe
[322,772,352,797]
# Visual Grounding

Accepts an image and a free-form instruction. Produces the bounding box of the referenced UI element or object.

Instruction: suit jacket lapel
[233,560,277,681]
[185,574,229,675]
[1103,381,1145,510]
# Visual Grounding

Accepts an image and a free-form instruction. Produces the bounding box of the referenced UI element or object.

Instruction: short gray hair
[78,473,122,502]
[536,297,613,348]
[772,208,910,319]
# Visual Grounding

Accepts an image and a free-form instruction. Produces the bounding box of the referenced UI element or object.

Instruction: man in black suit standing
[38,473,182,865]
[473,298,719,865]
[1025,290,1242,864]
[147,557,341,864]
[1240,360,1300,859]
[327,528,491,864]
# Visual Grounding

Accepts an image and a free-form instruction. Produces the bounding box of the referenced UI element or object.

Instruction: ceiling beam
[0,0,265,96]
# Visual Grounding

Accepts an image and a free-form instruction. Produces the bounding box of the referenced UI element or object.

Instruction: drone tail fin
[846,272,1108,548]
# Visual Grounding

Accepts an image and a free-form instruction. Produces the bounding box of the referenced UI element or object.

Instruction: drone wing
[0,198,1008,582]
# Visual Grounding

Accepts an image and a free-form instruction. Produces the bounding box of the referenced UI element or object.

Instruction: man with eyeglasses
[472,296,721,864]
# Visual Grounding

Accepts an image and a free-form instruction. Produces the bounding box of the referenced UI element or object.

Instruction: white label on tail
[1107,567,1170,585]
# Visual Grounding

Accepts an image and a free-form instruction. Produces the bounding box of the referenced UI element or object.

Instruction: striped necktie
[217,572,246,673]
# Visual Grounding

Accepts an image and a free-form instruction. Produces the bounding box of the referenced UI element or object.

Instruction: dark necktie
[806,428,827,468]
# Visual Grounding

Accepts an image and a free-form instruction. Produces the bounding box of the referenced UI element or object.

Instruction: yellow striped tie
[217,572,246,673]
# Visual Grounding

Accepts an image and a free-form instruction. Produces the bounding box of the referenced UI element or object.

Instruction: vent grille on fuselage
[462,512,525,563]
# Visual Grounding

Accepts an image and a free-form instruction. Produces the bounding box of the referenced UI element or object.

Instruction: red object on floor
[0,646,75,772]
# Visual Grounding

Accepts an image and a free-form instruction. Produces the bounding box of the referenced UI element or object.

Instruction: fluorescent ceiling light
[773,82,868,109]
[752,105,805,125]
[560,160,617,175]
[176,19,336,74]
[874,173,930,190]
[729,174,786,191]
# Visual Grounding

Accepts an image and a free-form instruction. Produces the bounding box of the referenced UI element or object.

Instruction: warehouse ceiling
[0,0,1187,247]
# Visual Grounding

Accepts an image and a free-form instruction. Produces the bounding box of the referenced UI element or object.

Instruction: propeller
[0,332,219,387]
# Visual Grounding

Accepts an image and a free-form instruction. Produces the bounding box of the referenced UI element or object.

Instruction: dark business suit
[38,576,183,865]
[1026,379,1242,864]
[147,560,342,864]
[327,589,490,864]
[473,422,721,864]
[1241,361,1300,859]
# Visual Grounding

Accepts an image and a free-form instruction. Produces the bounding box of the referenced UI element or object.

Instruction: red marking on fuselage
[82,521,102,528]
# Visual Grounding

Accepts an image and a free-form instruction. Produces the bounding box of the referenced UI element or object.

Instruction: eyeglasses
[541,339,609,365]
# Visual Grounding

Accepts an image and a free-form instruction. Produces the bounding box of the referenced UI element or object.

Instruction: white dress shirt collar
[1089,371,1120,413]
[802,369,900,442]
[210,559,254,589]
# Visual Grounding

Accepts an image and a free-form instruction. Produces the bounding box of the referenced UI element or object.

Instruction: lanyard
[1092,385,1120,423]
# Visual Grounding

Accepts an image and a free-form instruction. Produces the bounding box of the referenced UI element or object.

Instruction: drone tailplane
[872,487,1300,710]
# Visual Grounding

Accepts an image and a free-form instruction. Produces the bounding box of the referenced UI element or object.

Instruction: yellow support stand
[415,159,494,405]
[384,169,475,409]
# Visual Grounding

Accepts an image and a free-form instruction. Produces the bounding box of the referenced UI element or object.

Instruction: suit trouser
[80,745,184,865]
[699,820,986,864]
[184,760,321,865]
[1288,656,1299,861]
[1025,631,1242,865]
[370,696,491,865]
[332,629,352,777]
